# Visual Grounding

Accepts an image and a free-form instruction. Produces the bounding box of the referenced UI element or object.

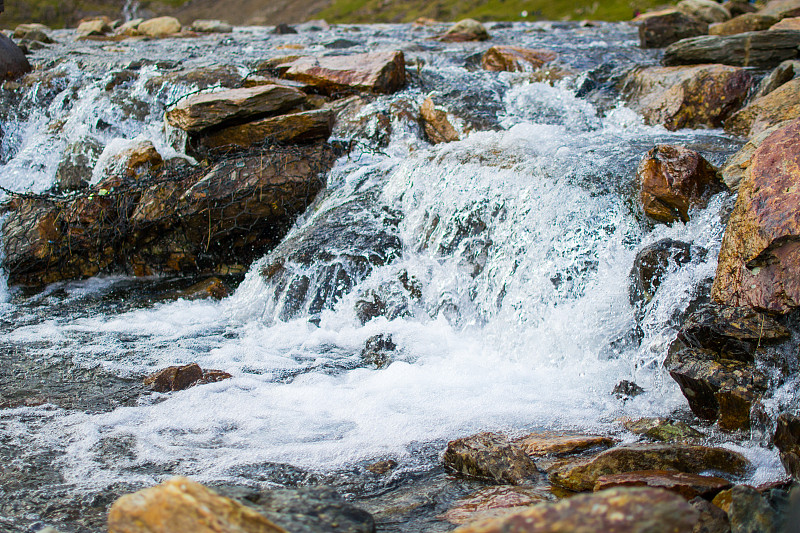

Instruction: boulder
[634,9,708,48]
[770,16,800,28]
[76,19,111,37]
[440,19,489,42]
[116,140,164,179]
[191,109,334,155]
[709,13,778,35]
[712,119,800,313]
[442,432,540,484]
[165,84,307,133]
[663,30,800,68]
[117,18,143,36]
[480,46,557,72]
[622,65,753,131]
[629,239,695,305]
[623,418,704,443]
[678,0,732,23]
[635,145,724,224]
[549,443,749,492]
[452,487,698,533]
[760,0,800,19]
[593,470,732,499]
[727,485,786,533]
[420,97,461,144]
[107,476,287,533]
[774,413,800,480]
[144,363,232,392]
[0,33,31,81]
[278,51,405,95]
[441,486,551,525]
[754,59,800,98]
[513,432,614,457]
[191,19,233,33]
[137,16,182,38]
[720,125,782,190]
[725,78,800,137]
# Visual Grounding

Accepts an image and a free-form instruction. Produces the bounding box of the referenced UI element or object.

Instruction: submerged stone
[441,486,552,525]
[623,418,705,443]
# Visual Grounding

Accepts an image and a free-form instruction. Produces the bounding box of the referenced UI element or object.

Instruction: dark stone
[774,413,800,480]
[689,496,731,533]
[250,486,375,533]
[443,432,540,485]
[324,39,358,49]
[361,334,396,369]
[273,23,298,34]
[728,485,785,533]
[144,363,232,392]
[630,239,697,307]
[613,380,645,398]
[663,30,800,69]
[54,137,104,193]
[0,33,31,81]
[637,10,708,48]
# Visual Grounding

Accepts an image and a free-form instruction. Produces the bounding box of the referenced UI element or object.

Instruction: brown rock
[440,19,489,42]
[442,432,540,484]
[119,140,163,179]
[452,487,699,533]
[712,489,733,512]
[165,84,307,133]
[13,23,49,38]
[720,125,782,190]
[549,443,749,492]
[366,459,397,475]
[0,33,31,82]
[724,78,800,137]
[635,9,708,48]
[678,0,732,23]
[663,30,800,69]
[636,145,724,224]
[622,65,753,131]
[709,13,778,34]
[107,476,287,533]
[420,97,461,144]
[279,51,405,95]
[712,119,800,313]
[623,418,704,443]
[441,486,551,525]
[774,413,800,480]
[760,0,800,19]
[144,363,204,391]
[174,277,232,300]
[514,432,614,457]
[137,16,182,38]
[481,46,557,72]
[689,496,731,533]
[770,16,800,28]
[594,470,732,499]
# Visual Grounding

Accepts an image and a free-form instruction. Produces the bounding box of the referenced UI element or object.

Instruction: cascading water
[0,21,788,532]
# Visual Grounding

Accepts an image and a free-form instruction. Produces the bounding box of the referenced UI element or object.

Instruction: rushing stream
[0,20,788,532]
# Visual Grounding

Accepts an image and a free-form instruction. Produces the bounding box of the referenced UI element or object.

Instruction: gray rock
[54,137,104,192]
[0,32,31,81]
[728,485,784,533]
[755,59,800,98]
[663,30,800,68]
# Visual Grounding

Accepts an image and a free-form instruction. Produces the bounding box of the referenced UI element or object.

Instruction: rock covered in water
[54,137,103,192]
[549,443,749,492]
[441,486,552,525]
[629,239,696,306]
[277,51,406,95]
[774,413,800,479]
[677,0,732,23]
[137,16,182,38]
[0,33,31,81]
[452,487,699,533]
[725,78,800,137]
[361,334,395,369]
[443,432,540,484]
[635,145,724,224]
[420,97,461,144]
[107,476,287,533]
[712,118,800,313]
[663,30,800,68]
[709,13,778,34]
[144,363,232,392]
[593,470,732,499]
[623,418,705,443]
[480,46,557,72]
[622,65,753,131]
[439,19,489,42]
[634,9,708,48]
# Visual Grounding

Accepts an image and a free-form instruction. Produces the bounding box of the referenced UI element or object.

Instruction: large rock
[137,16,182,38]
[593,470,732,499]
[165,84,307,133]
[634,9,708,48]
[622,65,753,131]
[678,0,732,23]
[442,432,540,484]
[440,19,489,42]
[107,476,287,533]
[452,487,698,533]
[441,486,551,525]
[663,30,800,68]
[712,119,800,313]
[720,125,782,190]
[709,13,778,35]
[774,413,800,480]
[0,33,31,81]
[549,443,749,492]
[724,78,800,137]
[13,23,49,38]
[635,145,724,224]
[481,46,557,72]
[76,19,111,37]
[278,51,405,95]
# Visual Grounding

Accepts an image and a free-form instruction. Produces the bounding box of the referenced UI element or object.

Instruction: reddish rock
[710,13,778,34]
[622,65,753,131]
[144,363,232,392]
[634,9,708,48]
[725,78,800,137]
[514,432,614,457]
[443,432,540,484]
[774,413,800,480]
[594,470,732,499]
[712,119,800,313]
[279,51,405,95]
[720,125,782,190]
[420,97,461,144]
[636,145,724,224]
[441,486,551,525]
[481,46,557,72]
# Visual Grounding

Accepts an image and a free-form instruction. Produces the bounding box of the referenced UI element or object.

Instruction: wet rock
[635,9,708,48]
[755,60,800,99]
[549,443,750,492]
[324,38,358,49]
[663,30,800,68]
[443,432,540,484]
[107,476,285,533]
[630,239,695,306]
[54,137,104,192]
[137,17,182,38]
[712,119,800,313]
[273,23,298,34]
[0,33,31,81]
[329,96,393,148]
[678,0,732,23]
[725,78,800,137]
[760,0,800,19]
[481,46,557,72]
[690,496,731,533]
[420,97,461,144]
[720,125,781,190]
[441,486,551,525]
[453,487,698,533]
[622,65,753,131]
[726,0,759,16]
[366,459,397,475]
[594,470,732,499]
[361,334,395,369]
[191,19,233,33]
[278,51,405,95]
[439,19,489,42]
[770,16,800,29]
[115,140,164,179]
[774,413,800,480]
[191,109,334,155]
[613,380,645,398]
[144,65,244,95]
[710,13,778,35]
[623,418,705,443]
[514,432,614,457]
[165,84,307,133]
[76,19,111,37]
[170,277,232,300]
[635,145,724,224]
[144,363,232,392]
[728,485,785,533]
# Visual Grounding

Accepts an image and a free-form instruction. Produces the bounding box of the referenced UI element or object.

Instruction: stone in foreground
[443,432,540,484]
[107,476,287,533]
[278,51,405,95]
[453,487,698,533]
[663,30,800,68]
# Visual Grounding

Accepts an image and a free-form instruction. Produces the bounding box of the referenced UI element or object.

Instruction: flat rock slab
[441,486,552,525]
[453,487,699,533]
[279,51,405,95]
[594,470,732,499]
[725,78,800,137]
[165,84,307,133]
[443,432,541,484]
[513,432,614,457]
[663,30,800,68]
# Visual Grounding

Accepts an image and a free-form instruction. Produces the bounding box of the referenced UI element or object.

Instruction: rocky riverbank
[1,1,800,532]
